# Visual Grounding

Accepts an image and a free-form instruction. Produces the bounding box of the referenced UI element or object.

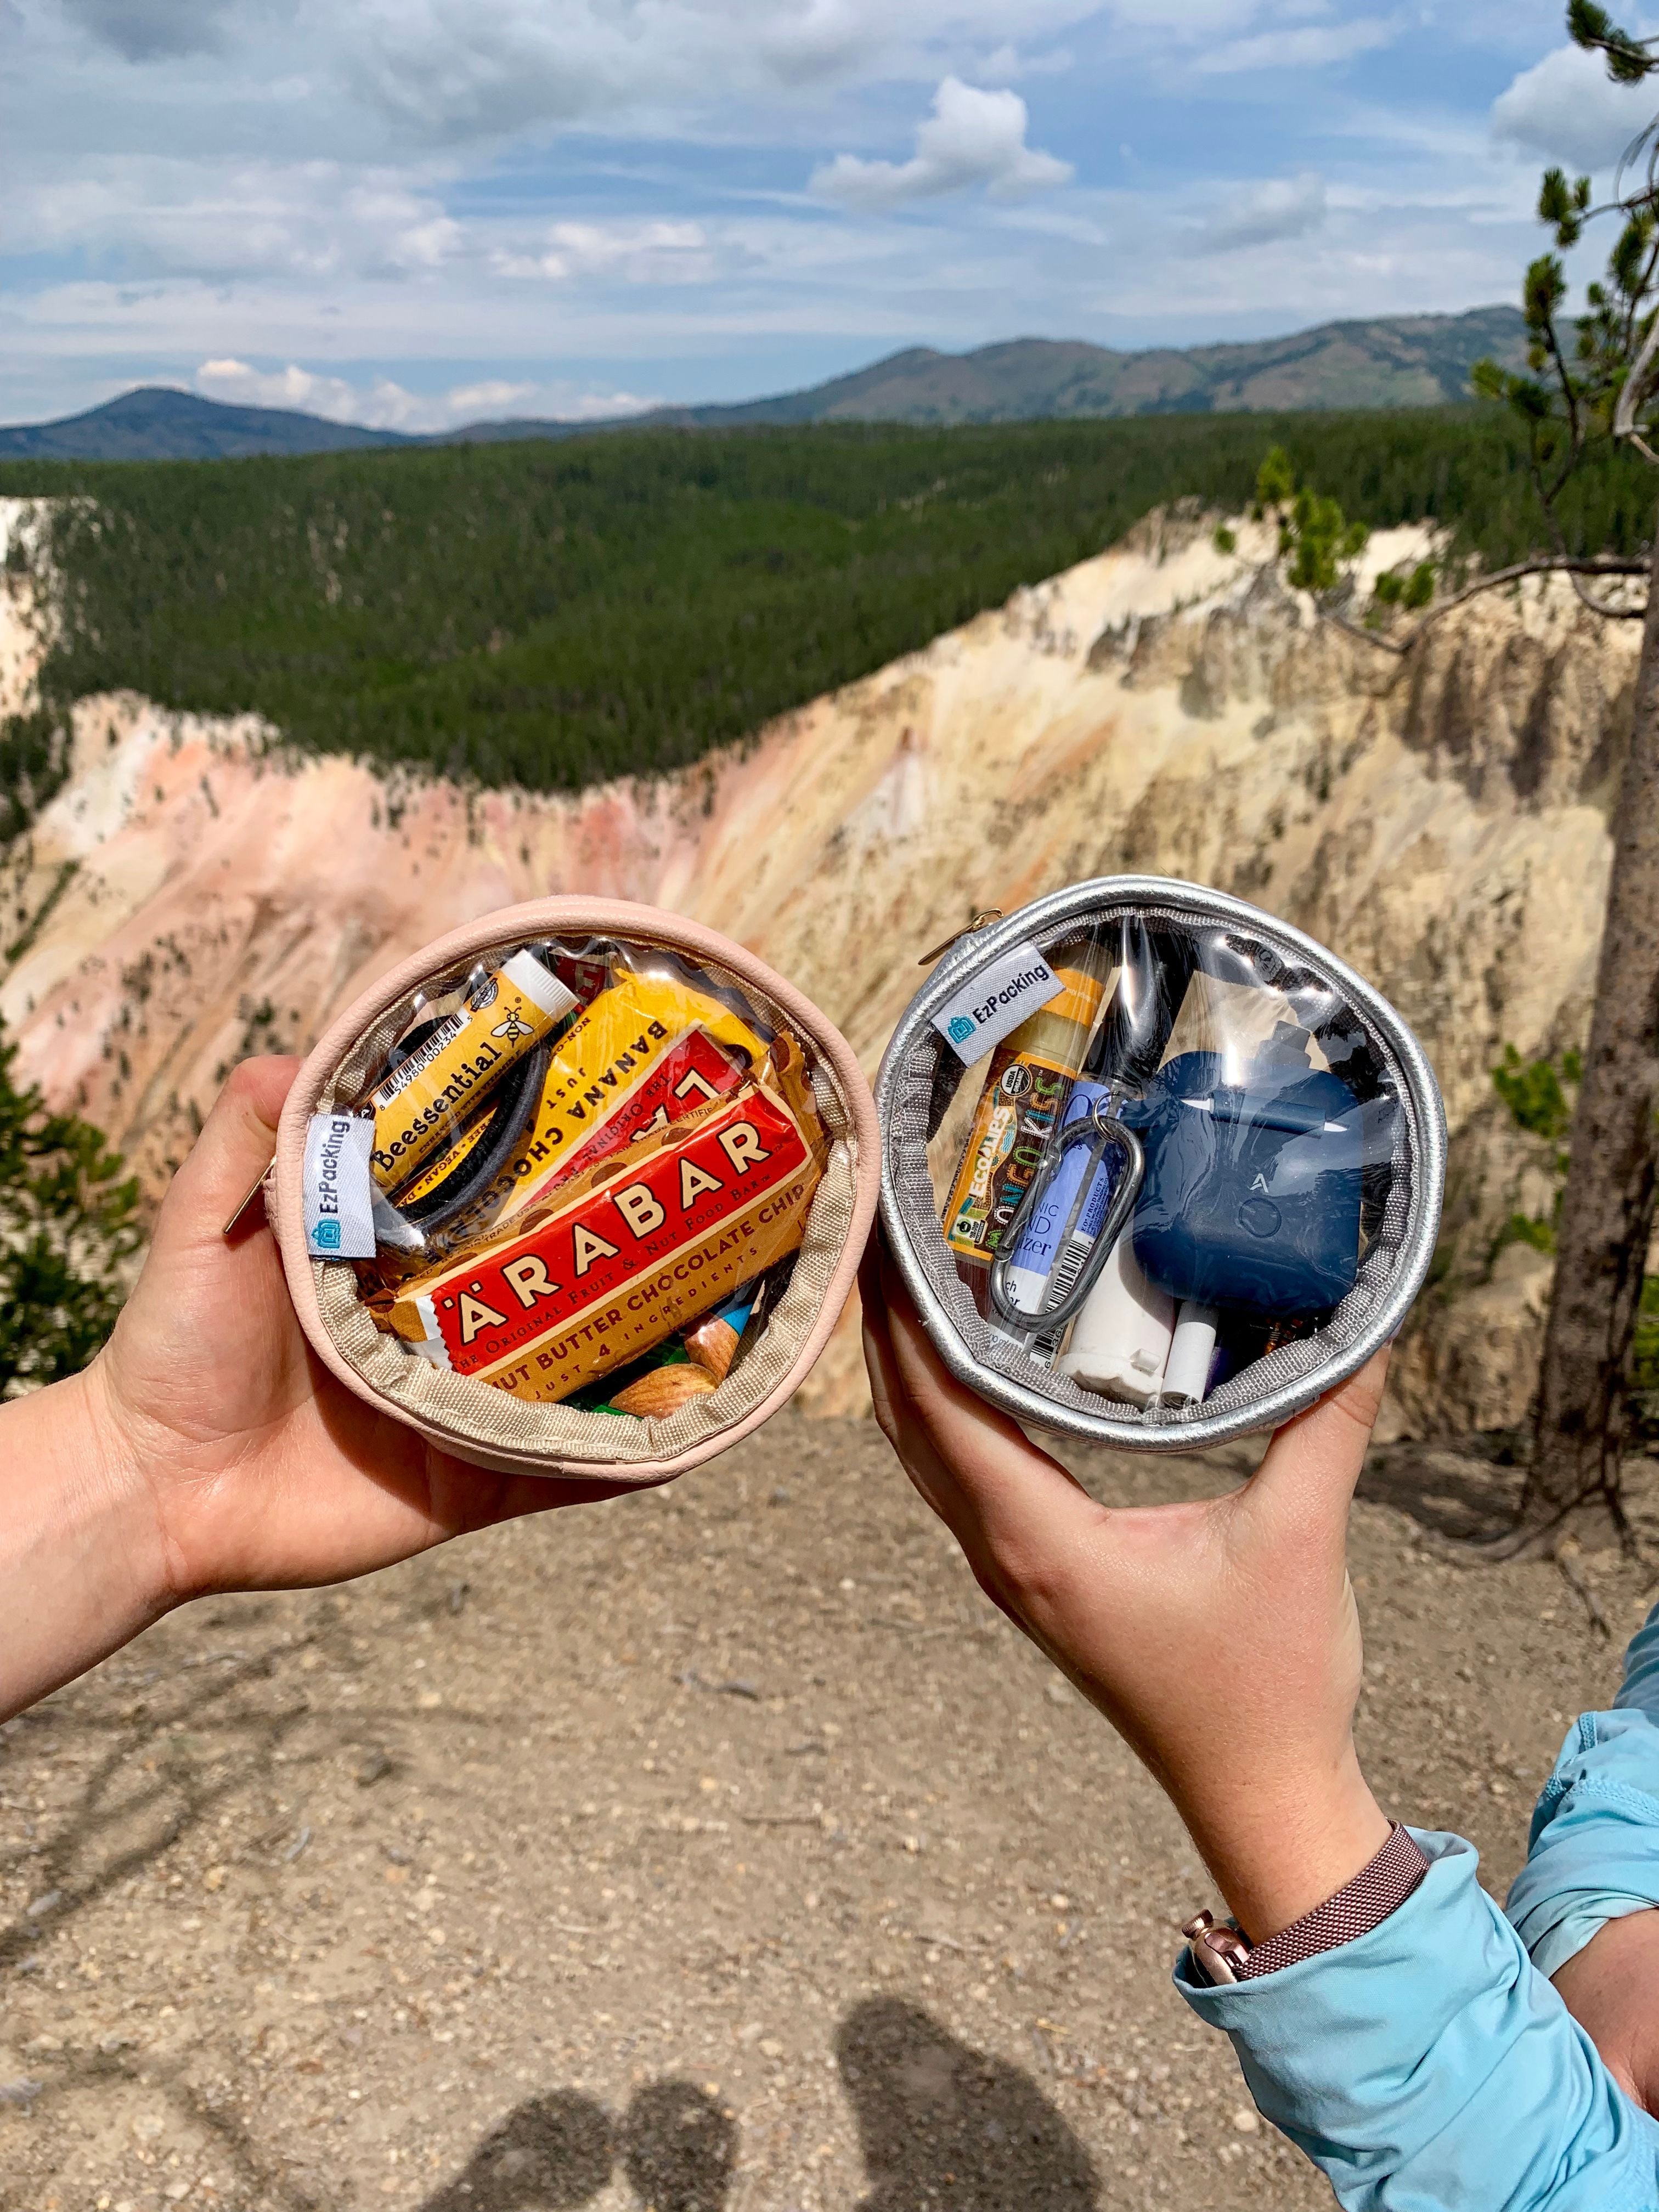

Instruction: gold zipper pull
[917,909,1005,968]
[223,1159,275,1239]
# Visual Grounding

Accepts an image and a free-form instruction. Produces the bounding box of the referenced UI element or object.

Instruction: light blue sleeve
[1506,1600,1659,1978]
[1176,1831,1659,2212]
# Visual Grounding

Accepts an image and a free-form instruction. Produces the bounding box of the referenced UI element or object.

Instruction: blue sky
[3,0,1657,429]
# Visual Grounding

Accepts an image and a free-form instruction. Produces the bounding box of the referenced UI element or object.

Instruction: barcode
[1042,1235,1093,1313]
[370,1008,470,1104]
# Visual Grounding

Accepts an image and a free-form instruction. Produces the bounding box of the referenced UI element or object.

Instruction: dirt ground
[3,1415,1656,2212]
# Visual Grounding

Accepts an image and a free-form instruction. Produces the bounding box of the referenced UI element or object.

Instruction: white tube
[1161,1301,1220,1408]
[1058,1235,1174,1405]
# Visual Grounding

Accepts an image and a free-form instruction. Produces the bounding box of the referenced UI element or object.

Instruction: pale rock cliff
[0,501,1633,1431]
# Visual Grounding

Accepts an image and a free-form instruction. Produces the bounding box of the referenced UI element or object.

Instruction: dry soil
[3,1418,1655,2212]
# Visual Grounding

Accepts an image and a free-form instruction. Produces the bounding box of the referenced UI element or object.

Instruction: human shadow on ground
[837,1997,1098,2211]
[416,2000,1094,2211]
[417,2081,735,2212]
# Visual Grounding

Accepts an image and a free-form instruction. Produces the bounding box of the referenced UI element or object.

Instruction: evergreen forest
[3,408,1654,797]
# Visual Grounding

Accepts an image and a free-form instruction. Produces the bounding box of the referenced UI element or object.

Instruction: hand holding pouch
[876,876,1446,1452]
[268,899,879,1484]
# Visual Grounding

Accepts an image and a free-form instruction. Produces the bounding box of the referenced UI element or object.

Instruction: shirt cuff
[1235,1820,1429,1978]
[1508,1711,1659,1978]
[1175,1831,1659,2211]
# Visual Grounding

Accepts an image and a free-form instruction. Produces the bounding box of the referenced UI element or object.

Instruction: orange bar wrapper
[366,950,577,1193]
[385,1047,826,1404]
[405,964,768,1233]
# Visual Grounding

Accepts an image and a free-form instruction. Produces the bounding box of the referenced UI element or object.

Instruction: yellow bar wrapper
[408,962,770,1235]
[384,1040,825,1405]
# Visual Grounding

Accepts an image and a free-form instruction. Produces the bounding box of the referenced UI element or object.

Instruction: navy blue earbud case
[1126,1025,1369,1320]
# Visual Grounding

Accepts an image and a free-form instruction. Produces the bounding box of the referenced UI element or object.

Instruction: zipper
[223,1159,276,1239]
[916,910,1005,968]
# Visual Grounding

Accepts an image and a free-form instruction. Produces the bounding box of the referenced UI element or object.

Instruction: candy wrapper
[379,1038,826,1404]
[296,923,842,1437]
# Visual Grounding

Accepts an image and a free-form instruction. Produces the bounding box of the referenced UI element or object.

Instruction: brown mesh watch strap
[1186,1823,1431,1983]
[1240,1822,1430,1977]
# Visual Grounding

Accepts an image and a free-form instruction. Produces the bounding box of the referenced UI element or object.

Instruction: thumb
[1244,1345,1391,1542]
[158,1056,301,1246]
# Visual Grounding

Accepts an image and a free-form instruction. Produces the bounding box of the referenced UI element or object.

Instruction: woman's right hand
[860,1238,1393,1942]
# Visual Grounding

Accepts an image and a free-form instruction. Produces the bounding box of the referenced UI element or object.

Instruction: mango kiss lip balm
[365,950,577,1193]
[941,939,1112,1280]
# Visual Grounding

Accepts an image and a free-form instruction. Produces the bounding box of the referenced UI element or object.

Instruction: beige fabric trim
[309,938,861,1469]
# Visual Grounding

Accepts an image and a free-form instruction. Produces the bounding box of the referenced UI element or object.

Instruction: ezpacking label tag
[303,1113,377,1259]
[931,941,1062,1066]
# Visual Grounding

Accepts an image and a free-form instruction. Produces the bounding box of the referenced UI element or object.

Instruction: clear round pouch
[267,899,878,1483]
[875,877,1446,1451]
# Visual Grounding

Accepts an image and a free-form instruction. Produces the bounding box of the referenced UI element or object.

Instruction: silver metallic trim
[874,876,1447,1453]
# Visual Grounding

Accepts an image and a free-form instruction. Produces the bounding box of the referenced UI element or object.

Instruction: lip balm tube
[942,940,1113,1284]
[1160,1301,1220,1408]
[992,1079,1128,1326]
[1058,1233,1175,1405]
[366,949,577,1194]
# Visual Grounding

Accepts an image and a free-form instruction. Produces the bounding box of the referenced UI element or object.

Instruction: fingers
[875,1246,1096,1546]
[1246,1346,1391,1539]
[857,1237,905,1450]
[161,1057,302,1240]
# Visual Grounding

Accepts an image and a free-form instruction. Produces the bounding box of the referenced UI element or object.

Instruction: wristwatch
[1183,1822,1430,1984]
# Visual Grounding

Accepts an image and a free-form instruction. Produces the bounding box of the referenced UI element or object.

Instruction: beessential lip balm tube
[366,949,576,1193]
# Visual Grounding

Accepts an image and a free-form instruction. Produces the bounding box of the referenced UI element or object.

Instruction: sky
[4,0,1659,430]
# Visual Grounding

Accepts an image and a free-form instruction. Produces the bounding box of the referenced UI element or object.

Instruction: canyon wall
[0,498,1634,1431]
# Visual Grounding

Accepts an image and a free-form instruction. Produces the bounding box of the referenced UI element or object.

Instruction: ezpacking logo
[964,964,1051,1031]
[302,1111,376,1260]
[931,940,1062,1066]
[309,1115,356,1234]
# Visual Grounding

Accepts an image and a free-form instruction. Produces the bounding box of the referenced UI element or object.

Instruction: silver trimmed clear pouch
[874,877,1447,1452]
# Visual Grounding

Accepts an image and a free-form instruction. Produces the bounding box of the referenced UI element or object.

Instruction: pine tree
[1463,2,1659,1543]
[0,1023,140,1396]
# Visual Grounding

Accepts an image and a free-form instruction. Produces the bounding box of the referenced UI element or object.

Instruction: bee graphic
[490,1007,537,1046]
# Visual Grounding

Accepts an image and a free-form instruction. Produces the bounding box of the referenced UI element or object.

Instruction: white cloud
[332,0,1101,142]
[1197,15,1400,74]
[975,42,1074,82]
[441,377,539,416]
[193,358,660,429]
[1199,171,1328,250]
[1492,42,1659,171]
[491,220,715,285]
[1,160,464,283]
[810,76,1071,210]
[195,358,439,427]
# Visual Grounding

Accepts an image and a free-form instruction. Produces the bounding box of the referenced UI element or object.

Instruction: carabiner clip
[988,1104,1144,1337]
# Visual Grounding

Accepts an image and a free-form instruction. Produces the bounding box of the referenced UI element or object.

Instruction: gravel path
[3,1417,1653,2212]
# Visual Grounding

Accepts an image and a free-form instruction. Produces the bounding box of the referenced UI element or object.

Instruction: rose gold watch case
[1182,1911,1252,1986]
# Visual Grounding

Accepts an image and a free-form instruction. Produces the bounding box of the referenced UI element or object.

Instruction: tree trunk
[1524,526,1659,1539]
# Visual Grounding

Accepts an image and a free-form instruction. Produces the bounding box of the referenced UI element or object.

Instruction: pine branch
[1319,553,1650,659]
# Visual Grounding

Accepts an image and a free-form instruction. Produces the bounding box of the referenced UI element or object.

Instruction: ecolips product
[876,879,1446,1452]
[261,901,878,1483]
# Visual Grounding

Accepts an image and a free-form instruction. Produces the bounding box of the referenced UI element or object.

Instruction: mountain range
[0,306,1527,463]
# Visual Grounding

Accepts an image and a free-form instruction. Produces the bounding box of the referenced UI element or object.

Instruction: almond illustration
[610,1365,720,1419]
[685,1316,741,1380]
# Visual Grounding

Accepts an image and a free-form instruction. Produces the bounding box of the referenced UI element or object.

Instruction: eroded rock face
[0,504,1628,1430]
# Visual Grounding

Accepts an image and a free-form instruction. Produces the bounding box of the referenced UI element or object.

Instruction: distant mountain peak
[0,386,410,463]
[0,306,1529,464]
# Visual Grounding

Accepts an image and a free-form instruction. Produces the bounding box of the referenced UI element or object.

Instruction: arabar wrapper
[382,1039,827,1404]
